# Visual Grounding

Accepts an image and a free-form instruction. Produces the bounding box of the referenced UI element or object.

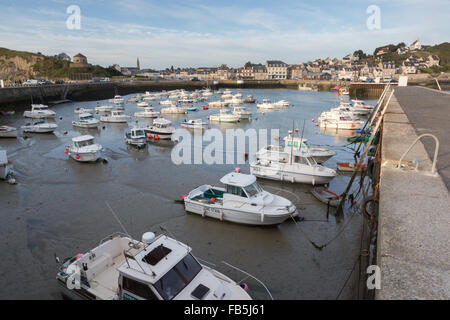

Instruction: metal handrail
[396,133,439,174]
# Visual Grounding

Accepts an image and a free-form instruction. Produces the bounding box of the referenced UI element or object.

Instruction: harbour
[0,88,374,299]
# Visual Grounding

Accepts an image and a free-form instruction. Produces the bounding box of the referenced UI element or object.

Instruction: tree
[244,61,252,68]
[353,50,367,59]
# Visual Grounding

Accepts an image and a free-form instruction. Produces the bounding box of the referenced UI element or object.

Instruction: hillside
[373,42,450,72]
[0,47,122,81]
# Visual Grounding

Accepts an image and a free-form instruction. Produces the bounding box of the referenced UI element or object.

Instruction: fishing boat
[187,106,198,112]
[95,105,113,113]
[274,100,290,108]
[232,106,252,119]
[183,171,298,226]
[250,145,336,185]
[21,121,58,133]
[100,110,130,123]
[209,109,240,123]
[336,162,367,172]
[159,100,173,106]
[23,104,56,119]
[351,99,374,110]
[225,97,244,105]
[65,135,103,162]
[256,99,276,110]
[202,89,213,97]
[125,127,147,148]
[134,107,159,118]
[208,101,229,108]
[244,95,256,103]
[137,101,149,108]
[181,119,207,130]
[0,126,18,138]
[143,95,156,101]
[178,98,196,104]
[283,132,336,164]
[56,231,252,300]
[160,105,188,114]
[74,107,93,114]
[311,186,341,207]
[318,112,364,130]
[110,95,125,105]
[127,95,142,103]
[144,118,176,140]
[72,113,100,128]
[0,150,15,184]
[0,110,15,116]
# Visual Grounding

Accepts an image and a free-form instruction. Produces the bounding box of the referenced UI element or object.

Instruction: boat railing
[221,261,274,300]
[98,232,130,246]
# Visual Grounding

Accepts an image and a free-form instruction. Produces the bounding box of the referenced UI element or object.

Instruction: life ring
[360,197,377,219]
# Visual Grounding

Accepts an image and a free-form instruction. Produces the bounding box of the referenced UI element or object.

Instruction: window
[154,254,202,300]
[244,182,262,197]
[143,244,172,265]
[122,276,158,300]
[226,185,246,197]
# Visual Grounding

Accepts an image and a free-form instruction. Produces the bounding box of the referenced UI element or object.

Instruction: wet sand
[0,89,374,299]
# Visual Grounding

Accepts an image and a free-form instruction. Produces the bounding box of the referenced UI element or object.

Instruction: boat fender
[82,263,88,271]
[181,195,187,201]
[75,155,81,160]
[210,198,216,203]
[64,149,69,154]
[240,283,249,292]
[235,167,241,173]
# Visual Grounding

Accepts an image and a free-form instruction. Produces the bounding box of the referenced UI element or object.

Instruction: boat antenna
[159,226,189,254]
[290,120,294,164]
[299,119,306,155]
[105,201,131,237]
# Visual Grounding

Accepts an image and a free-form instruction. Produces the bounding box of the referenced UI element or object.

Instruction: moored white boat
[0,126,18,138]
[144,118,175,140]
[283,132,336,164]
[232,106,251,119]
[65,135,102,162]
[250,145,337,185]
[125,127,147,148]
[209,109,240,123]
[72,113,100,128]
[95,105,113,113]
[100,110,130,123]
[183,171,298,226]
[134,107,159,118]
[110,95,125,105]
[208,101,229,108]
[56,232,252,300]
[160,105,188,114]
[21,121,58,133]
[0,150,15,183]
[137,101,149,108]
[159,100,173,106]
[181,119,207,130]
[74,107,94,114]
[23,104,56,119]
[256,99,276,110]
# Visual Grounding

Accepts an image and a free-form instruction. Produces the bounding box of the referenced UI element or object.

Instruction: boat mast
[299,119,306,155]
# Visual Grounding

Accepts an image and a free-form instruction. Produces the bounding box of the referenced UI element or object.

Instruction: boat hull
[0,129,18,138]
[144,129,173,140]
[69,150,101,162]
[72,121,99,128]
[250,164,335,185]
[184,200,296,226]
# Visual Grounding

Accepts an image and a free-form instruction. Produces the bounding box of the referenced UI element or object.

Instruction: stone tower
[137,57,140,70]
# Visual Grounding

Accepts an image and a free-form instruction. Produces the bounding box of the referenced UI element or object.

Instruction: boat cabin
[219,172,263,199]
[127,128,146,139]
[31,104,49,111]
[79,113,95,121]
[284,133,308,150]
[72,135,95,148]
[153,119,172,128]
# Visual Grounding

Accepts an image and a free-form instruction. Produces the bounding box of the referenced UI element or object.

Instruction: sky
[0,0,448,69]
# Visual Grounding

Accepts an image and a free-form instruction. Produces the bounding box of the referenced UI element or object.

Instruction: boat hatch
[142,244,172,265]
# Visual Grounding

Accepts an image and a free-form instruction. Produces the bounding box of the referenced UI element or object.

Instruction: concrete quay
[376,86,450,299]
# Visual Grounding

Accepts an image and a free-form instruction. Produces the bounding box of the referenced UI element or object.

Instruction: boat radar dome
[142,232,156,244]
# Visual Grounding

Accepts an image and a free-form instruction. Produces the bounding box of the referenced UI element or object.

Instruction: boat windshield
[153,253,202,300]
[76,140,93,147]
[134,130,145,136]
[244,182,263,198]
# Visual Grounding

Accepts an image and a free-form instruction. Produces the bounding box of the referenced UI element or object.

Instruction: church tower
[137,57,140,70]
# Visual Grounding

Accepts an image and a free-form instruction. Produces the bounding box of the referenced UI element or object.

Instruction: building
[266,60,288,80]
[70,53,89,68]
[303,72,331,80]
[409,40,422,51]
[380,61,397,77]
